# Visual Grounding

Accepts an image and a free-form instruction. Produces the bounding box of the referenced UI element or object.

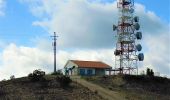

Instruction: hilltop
[0,75,103,100]
[83,75,170,100]
[0,75,170,100]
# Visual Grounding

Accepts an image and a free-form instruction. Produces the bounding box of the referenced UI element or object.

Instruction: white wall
[64,60,78,75]
[65,61,101,75]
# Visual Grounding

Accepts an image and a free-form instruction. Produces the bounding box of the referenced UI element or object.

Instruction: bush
[28,69,45,82]
[28,73,33,77]
[56,75,72,88]
[10,75,15,80]
[146,68,154,76]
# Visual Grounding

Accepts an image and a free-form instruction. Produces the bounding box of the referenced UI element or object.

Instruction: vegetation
[56,75,72,88]
[0,68,169,100]
[51,69,63,75]
[51,69,72,88]
[0,75,103,100]
[0,87,5,96]
[28,69,46,82]
[82,75,170,100]
[146,68,154,76]
[10,75,15,80]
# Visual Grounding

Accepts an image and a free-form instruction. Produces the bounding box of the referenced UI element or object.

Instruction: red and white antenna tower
[113,0,144,75]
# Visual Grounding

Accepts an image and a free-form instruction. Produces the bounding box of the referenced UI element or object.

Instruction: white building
[64,60,111,76]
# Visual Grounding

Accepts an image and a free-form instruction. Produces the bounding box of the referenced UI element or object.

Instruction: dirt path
[71,76,125,100]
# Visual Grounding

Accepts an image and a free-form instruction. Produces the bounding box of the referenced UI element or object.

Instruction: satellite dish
[113,24,117,31]
[114,50,121,55]
[130,8,134,13]
[134,16,139,22]
[136,44,142,51]
[136,32,142,39]
[134,23,140,30]
[123,0,130,5]
[138,53,144,61]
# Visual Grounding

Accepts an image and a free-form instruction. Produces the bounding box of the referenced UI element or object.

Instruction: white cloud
[20,0,169,49]
[142,33,170,77]
[0,0,5,16]
[135,3,168,34]
[0,43,114,80]
[0,43,53,80]
[20,0,118,49]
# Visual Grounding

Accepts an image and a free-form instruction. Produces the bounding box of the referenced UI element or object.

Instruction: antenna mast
[113,0,144,75]
[51,32,58,73]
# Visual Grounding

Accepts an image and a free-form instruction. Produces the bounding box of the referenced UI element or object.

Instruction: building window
[79,69,85,75]
[87,69,93,75]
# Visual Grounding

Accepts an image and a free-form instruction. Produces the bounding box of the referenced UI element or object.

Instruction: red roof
[71,60,111,69]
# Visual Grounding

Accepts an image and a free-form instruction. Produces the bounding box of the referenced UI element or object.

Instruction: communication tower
[113,0,144,75]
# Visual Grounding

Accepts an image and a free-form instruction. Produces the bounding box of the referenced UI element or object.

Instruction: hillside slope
[0,76,104,100]
[83,75,170,100]
[71,76,124,100]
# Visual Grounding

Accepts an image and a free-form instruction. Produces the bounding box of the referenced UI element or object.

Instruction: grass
[82,75,170,100]
[0,75,104,100]
[1,74,169,100]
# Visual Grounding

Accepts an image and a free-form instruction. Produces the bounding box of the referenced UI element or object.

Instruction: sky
[0,0,169,80]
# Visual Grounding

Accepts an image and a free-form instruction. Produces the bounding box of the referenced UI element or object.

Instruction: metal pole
[51,32,58,73]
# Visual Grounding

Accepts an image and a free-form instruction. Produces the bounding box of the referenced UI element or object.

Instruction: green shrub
[28,69,45,82]
[28,73,33,77]
[10,75,15,80]
[56,75,72,88]
[29,74,41,82]
[146,68,154,76]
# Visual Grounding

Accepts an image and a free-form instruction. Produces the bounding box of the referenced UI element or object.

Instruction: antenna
[51,32,59,73]
[113,0,144,75]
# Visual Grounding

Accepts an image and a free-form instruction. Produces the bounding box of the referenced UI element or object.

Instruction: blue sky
[98,0,170,22]
[0,0,169,47]
[136,0,170,23]
[0,0,47,47]
[0,0,169,79]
